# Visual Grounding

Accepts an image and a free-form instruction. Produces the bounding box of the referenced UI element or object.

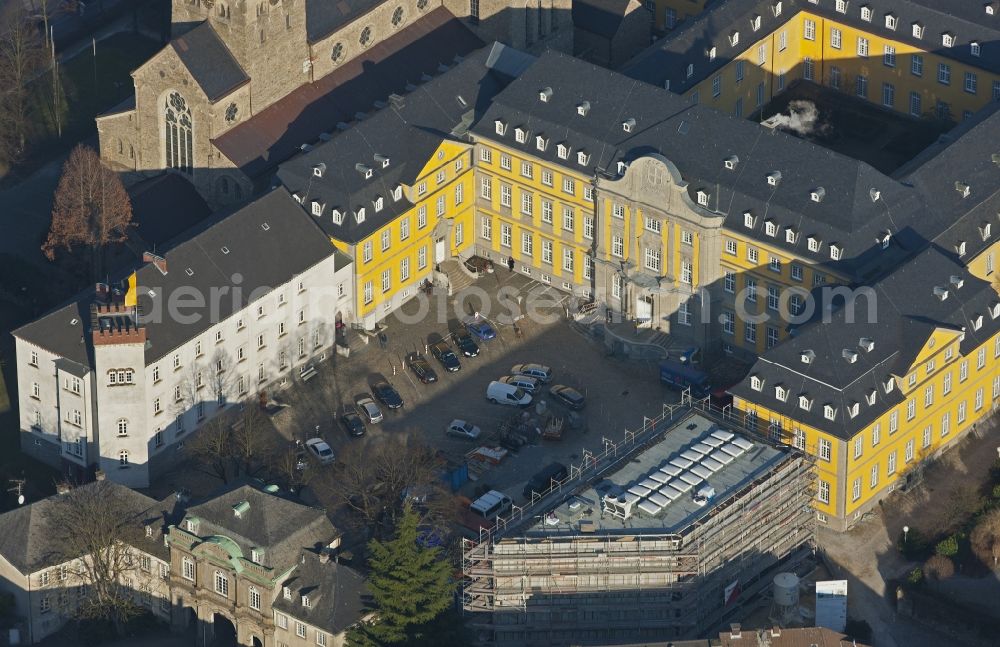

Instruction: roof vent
[622,117,636,133]
[335,121,350,131]
[232,501,250,518]
[955,181,971,198]
[950,275,964,289]
[730,624,742,639]
[810,187,826,202]
[374,153,390,168]
[312,163,326,177]
[576,101,590,116]
[185,268,194,277]
[372,99,387,110]
[356,163,373,179]
[859,337,875,352]
[318,132,332,142]
[724,155,739,170]
[539,86,553,102]
[767,171,782,186]
[800,349,815,364]
[991,153,1000,166]
[933,286,949,301]
[842,349,859,363]
[870,188,881,202]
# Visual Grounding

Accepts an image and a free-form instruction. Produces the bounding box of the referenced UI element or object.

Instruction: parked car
[339,406,367,437]
[511,363,552,383]
[465,315,497,340]
[486,381,532,407]
[549,384,585,410]
[406,352,438,384]
[470,490,512,520]
[372,381,403,409]
[454,331,480,357]
[446,419,482,440]
[500,374,541,393]
[430,341,461,372]
[304,438,335,465]
[354,395,383,423]
[523,462,569,498]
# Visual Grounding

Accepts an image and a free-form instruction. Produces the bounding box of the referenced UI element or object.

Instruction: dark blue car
[465,317,496,340]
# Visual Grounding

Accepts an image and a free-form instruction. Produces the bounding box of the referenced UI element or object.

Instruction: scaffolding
[461,402,816,647]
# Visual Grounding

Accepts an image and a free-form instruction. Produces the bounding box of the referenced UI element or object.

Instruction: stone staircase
[438,259,478,293]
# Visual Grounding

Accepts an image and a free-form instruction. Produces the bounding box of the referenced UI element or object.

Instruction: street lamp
[903,525,910,545]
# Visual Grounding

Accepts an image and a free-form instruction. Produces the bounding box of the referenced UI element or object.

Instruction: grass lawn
[22,31,161,171]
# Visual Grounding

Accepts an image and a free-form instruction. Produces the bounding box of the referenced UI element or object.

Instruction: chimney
[56,482,72,495]
[142,252,167,275]
[730,623,742,639]
[770,626,781,637]
[319,551,331,564]
[94,469,106,482]
[95,283,110,303]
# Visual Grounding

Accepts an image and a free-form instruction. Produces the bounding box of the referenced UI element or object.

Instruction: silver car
[511,363,552,383]
[354,395,383,423]
[500,374,541,393]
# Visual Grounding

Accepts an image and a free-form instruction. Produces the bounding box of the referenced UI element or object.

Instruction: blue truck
[659,359,712,399]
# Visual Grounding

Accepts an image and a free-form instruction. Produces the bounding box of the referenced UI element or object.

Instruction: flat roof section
[525,413,788,536]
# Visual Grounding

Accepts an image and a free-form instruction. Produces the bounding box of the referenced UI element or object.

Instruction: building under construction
[462,410,815,646]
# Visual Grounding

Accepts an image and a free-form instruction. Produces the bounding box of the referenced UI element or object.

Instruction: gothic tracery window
[165,92,193,174]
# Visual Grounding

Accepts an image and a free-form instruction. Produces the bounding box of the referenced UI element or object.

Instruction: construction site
[462,409,817,646]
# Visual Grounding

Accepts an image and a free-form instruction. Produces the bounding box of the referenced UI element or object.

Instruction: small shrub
[935,535,959,557]
[992,484,1000,501]
[906,567,924,585]
[924,554,955,581]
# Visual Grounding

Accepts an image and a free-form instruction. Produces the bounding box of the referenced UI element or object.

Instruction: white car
[446,419,482,440]
[304,438,335,465]
[355,395,383,424]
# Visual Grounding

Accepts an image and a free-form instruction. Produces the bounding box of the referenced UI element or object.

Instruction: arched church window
[164,92,193,174]
[391,7,404,27]
[331,42,344,62]
[417,0,428,10]
[359,26,373,47]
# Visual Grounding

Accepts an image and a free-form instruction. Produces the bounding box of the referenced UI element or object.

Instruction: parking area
[267,270,680,509]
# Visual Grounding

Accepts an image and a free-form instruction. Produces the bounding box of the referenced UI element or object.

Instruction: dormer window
[557,143,570,159]
[859,337,875,352]
[933,286,949,301]
[743,211,756,228]
[866,389,877,405]
[848,402,860,418]
[988,3,997,16]
[724,155,739,170]
[912,22,924,39]
[785,228,798,244]
[576,101,590,116]
[799,395,812,411]
[696,190,709,206]
[729,31,740,46]
[535,135,548,151]
[971,42,981,57]
[801,350,815,365]
[775,385,788,401]
[292,192,304,203]
[283,586,291,600]
[806,237,821,253]
[355,207,366,224]
[990,302,1000,320]
[356,163,373,179]
[392,185,403,201]
[617,160,628,175]
[708,46,717,61]
[577,151,590,166]
[751,15,761,31]
[830,244,842,261]
[810,187,826,202]
[312,163,326,177]
[764,221,777,237]
[980,222,992,240]
[767,171,782,186]
[375,153,390,168]
[302,595,311,608]
[622,118,636,133]
[332,209,344,225]
[494,119,506,135]
[539,86,553,102]
[956,241,967,257]
[972,314,984,330]
[956,181,970,197]
[877,231,891,249]
[823,404,837,421]
[843,349,858,363]
[750,375,763,391]
[950,275,964,290]
[860,5,872,21]
[884,14,896,30]
[373,196,384,212]
[686,63,694,79]
[835,0,847,13]
[310,201,323,216]
[771,1,782,17]
[942,33,954,48]
[514,127,527,144]
[884,378,894,394]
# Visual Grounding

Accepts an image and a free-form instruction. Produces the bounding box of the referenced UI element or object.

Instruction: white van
[470,490,512,519]
[486,381,533,407]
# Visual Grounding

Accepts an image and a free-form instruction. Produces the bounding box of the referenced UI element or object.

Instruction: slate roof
[305,0,387,42]
[276,42,529,244]
[170,21,248,102]
[573,0,632,39]
[623,0,1000,94]
[272,552,369,634]
[729,245,1000,440]
[182,484,337,573]
[0,480,168,574]
[472,51,936,280]
[13,187,342,366]
[213,7,484,178]
[127,173,212,250]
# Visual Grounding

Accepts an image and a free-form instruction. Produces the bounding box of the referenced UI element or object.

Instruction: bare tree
[183,412,236,483]
[971,509,1000,569]
[923,554,955,581]
[0,3,44,164]
[41,480,155,636]
[230,397,280,477]
[42,145,133,278]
